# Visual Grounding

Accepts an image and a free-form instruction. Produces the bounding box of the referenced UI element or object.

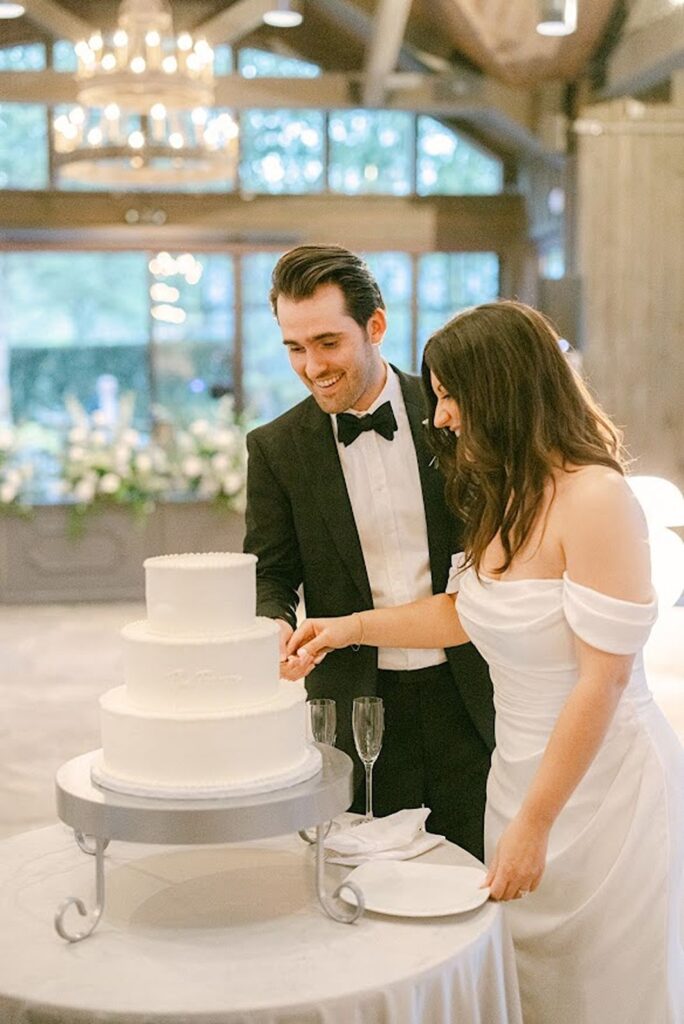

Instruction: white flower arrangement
[61,394,171,530]
[171,396,247,511]
[0,424,33,512]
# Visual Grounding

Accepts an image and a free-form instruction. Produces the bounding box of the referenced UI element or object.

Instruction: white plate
[340,860,490,918]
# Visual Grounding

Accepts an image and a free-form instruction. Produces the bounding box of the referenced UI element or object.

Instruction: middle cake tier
[122,616,281,712]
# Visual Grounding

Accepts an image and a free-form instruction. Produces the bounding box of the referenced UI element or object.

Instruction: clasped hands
[277,614,361,681]
[277,616,550,901]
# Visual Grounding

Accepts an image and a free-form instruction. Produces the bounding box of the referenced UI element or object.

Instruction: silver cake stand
[54,745,365,942]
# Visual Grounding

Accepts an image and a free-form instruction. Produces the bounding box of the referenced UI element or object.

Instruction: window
[539,243,565,280]
[2,248,500,470]
[417,116,503,196]
[149,252,235,425]
[0,104,48,188]
[240,110,325,194]
[417,253,500,354]
[238,48,319,78]
[0,43,45,70]
[362,253,413,369]
[52,40,77,72]
[329,111,414,195]
[241,252,307,422]
[3,252,149,429]
[2,44,503,198]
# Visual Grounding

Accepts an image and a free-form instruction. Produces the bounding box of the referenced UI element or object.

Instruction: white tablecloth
[0,822,522,1024]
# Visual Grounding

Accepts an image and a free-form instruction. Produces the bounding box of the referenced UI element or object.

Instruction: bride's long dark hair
[421,300,627,575]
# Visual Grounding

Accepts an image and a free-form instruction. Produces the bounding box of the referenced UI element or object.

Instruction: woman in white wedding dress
[288,300,684,1024]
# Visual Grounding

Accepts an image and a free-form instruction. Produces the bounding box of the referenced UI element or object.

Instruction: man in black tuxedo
[244,245,493,859]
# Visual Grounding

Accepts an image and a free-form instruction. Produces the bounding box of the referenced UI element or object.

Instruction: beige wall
[577,98,684,491]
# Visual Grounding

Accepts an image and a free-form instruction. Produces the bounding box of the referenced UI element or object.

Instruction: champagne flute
[352,696,384,823]
[307,698,336,746]
[299,699,337,844]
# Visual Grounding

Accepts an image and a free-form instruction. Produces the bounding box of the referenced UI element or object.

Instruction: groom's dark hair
[270,245,385,328]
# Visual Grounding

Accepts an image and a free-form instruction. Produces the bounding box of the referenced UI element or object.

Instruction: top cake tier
[144,552,257,636]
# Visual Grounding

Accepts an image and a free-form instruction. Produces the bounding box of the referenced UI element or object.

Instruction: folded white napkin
[324,808,445,866]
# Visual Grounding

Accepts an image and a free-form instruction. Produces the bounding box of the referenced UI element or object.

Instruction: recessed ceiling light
[0,3,25,17]
[536,0,577,36]
[263,2,303,28]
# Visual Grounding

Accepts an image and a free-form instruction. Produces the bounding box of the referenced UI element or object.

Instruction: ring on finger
[516,889,530,898]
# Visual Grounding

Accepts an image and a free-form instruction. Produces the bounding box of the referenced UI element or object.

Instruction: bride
[288,300,684,1024]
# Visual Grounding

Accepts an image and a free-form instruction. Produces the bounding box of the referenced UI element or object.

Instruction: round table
[0,822,522,1024]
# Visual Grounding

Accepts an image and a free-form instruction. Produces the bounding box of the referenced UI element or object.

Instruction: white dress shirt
[333,364,446,670]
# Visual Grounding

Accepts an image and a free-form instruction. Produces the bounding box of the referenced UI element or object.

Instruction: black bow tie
[336,401,398,447]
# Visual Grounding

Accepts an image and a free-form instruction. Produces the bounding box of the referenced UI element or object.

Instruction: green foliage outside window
[150,253,235,424]
[213,45,233,75]
[239,48,319,78]
[362,253,413,370]
[417,252,500,354]
[52,40,76,71]
[329,111,413,195]
[0,43,45,70]
[240,109,325,193]
[240,253,308,423]
[0,104,48,188]
[417,116,503,196]
[4,252,149,429]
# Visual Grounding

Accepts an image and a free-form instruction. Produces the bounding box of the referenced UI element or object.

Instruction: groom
[243,244,494,858]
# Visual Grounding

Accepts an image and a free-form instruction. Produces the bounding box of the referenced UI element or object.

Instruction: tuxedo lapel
[396,369,452,593]
[293,398,372,605]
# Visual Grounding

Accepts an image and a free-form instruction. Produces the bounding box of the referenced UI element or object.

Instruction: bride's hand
[483,812,549,901]
[287,614,362,670]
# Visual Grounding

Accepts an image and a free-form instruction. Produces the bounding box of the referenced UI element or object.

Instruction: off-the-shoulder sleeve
[445,552,467,595]
[562,573,658,654]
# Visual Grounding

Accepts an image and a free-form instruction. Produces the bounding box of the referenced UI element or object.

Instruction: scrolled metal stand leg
[314,824,365,923]
[298,819,334,845]
[74,830,110,855]
[55,836,107,942]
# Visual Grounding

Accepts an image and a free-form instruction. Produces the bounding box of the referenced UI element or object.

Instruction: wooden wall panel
[577,99,684,491]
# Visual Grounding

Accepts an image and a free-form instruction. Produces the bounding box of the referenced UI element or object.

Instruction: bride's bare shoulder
[555,464,651,600]
[556,464,639,512]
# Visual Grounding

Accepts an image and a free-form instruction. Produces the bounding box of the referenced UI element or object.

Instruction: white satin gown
[449,558,684,1024]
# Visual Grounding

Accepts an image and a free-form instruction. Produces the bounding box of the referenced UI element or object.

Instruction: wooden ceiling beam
[0,190,526,252]
[197,0,276,46]
[362,0,413,107]
[315,0,425,73]
[21,0,92,43]
[602,5,684,98]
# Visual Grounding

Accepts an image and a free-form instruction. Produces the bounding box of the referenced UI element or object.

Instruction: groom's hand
[277,620,301,681]
[276,619,293,661]
[277,619,315,681]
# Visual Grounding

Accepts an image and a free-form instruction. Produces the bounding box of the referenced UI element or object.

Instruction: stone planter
[0,502,246,604]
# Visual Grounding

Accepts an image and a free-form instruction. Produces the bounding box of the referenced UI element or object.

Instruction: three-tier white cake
[91,552,322,798]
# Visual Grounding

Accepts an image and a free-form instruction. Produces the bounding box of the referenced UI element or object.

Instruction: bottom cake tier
[94,681,322,798]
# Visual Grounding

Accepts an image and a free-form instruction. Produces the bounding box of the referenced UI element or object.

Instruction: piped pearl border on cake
[143,552,256,569]
[90,744,323,800]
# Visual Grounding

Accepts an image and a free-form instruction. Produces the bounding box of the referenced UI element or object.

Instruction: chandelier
[52,0,239,188]
[74,0,214,111]
[53,104,239,188]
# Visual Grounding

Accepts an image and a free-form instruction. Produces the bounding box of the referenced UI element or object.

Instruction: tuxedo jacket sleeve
[243,370,495,756]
